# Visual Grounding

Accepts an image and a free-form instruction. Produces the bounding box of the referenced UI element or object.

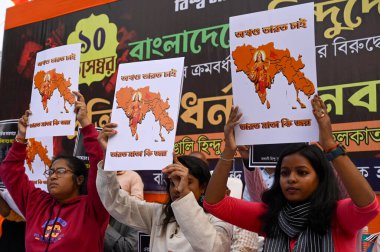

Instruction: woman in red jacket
[204,95,379,252]
[0,91,109,252]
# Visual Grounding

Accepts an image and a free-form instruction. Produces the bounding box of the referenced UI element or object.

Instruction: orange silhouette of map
[232,42,315,109]
[34,69,75,113]
[116,86,174,141]
[26,138,52,174]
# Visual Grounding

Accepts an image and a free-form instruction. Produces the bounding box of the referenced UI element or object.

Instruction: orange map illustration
[26,138,52,174]
[34,69,75,113]
[232,42,315,109]
[116,86,174,141]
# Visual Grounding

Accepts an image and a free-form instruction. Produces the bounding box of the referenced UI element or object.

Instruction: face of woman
[279,153,319,202]
[47,159,80,202]
[169,174,204,202]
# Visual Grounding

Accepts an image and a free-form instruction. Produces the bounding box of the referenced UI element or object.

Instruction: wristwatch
[325,144,347,161]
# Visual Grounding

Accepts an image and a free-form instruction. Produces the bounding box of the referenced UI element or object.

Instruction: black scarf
[263,202,335,252]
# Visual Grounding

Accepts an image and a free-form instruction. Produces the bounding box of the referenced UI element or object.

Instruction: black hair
[189,151,209,166]
[50,155,88,195]
[162,155,211,233]
[260,143,339,235]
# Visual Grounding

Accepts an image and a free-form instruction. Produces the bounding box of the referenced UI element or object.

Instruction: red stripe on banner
[5,0,118,30]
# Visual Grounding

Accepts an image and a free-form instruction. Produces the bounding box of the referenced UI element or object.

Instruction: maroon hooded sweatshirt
[0,124,109,252]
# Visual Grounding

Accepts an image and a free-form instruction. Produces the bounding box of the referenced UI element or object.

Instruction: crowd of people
[0,93,378,251]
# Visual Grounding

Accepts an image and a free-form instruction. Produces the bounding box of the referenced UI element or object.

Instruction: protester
[237,145,274,202]
[240,144,348,203]
[0,91,109,251]
[224,184,263,252]
[190,150,263,251]
[96,122,232,252]
[104,170,144,252]
[115,170,144,201]
[189,151,209,166]
[204,95,379,252]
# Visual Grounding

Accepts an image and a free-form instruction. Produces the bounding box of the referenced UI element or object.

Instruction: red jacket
[0,124,109,252]
[204,195,379,252]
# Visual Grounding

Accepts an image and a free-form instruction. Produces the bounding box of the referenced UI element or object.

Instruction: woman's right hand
[223,106,242,157]
[162,162,191,200]
[311,95,336,151]
[17,110,31,139]
[205,107,241,205]
[97,123,118,152]
[73,91,90,128]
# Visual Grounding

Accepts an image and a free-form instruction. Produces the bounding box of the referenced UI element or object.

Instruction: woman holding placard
[0,91,109,252]
[204,95,379,252]
[96,123,232,252]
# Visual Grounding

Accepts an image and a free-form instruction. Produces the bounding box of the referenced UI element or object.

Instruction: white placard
[230,3,318,145]
[26,44,81,138]
[104,57,184,171]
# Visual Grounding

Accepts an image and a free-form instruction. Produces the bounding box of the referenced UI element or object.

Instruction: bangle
[220,155,234,162]
[15,137,27,144]
[325,143,347,161]
[323,142,339,153]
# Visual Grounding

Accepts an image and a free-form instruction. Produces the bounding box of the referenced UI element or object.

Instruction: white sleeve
[96,161,160,234]
[172,192,233,252]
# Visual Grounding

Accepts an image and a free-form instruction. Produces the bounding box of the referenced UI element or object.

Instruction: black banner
[0,0,379,191]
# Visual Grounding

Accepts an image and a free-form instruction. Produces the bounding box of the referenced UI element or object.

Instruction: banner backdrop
[0,0,379,192]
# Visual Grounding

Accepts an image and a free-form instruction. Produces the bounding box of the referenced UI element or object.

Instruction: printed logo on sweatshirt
[34,217,68,243]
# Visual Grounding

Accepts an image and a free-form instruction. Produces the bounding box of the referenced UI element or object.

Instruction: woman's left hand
[97,123,118,153]
[311,96,376,207]
[162,159,191,200]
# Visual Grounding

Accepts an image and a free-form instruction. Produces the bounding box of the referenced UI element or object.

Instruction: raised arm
[172,192,233,252]
[205,107,241,204]
[311,95,374,207]
[237,145,268,202]
[96,163,157,234]
[73,91,108,221]
[74,91,91,129]
[96,123,157,233]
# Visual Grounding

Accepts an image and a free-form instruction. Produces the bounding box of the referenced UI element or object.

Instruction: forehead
[281,153,313,169]
[51,159,69,168]
[187,174,200,182]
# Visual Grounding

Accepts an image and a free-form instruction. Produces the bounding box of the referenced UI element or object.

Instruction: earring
[199,193,205,204]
